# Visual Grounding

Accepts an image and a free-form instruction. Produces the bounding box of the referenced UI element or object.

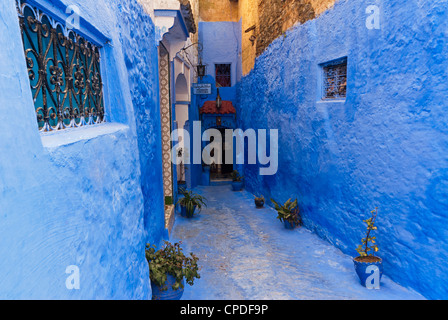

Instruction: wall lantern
[180,42,206,79]
[197,61,206,79]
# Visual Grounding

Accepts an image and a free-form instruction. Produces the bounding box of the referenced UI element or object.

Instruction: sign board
[193,83,212,95]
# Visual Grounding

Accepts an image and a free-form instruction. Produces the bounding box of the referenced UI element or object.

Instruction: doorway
[210,127,234,180]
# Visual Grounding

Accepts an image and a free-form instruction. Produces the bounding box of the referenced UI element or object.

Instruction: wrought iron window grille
[16,0,106,132]
[215,64,231,88]
[322,58,347,100]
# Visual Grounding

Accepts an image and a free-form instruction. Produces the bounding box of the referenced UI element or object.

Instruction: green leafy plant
[271,198,302,225]
[255,195,265,202]
[356,208,379,258]
[230,170,243,182]
[145,241,200,291]
[177,187,207,216]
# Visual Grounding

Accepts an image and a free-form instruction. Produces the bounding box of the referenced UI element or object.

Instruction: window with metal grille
[215,64,231,88]
[322,58,347,100]
[17,0,106,132]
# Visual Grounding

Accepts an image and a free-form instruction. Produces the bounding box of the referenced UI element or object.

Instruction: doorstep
[210,178,232,186]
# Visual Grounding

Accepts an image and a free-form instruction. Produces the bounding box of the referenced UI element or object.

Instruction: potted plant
[145,241,200,300]
[353,208,383,288]
[271,198,302,229]
[230,170,244,191]
[254,195,265,208]
[177,187,207,218]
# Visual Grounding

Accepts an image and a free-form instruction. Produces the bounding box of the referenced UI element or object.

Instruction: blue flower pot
[255,199,265,208]
[151,274,184,300]
[284,220,296,229]
[353,257,383,287]
[232,181,244,191]
[180,205,197,218]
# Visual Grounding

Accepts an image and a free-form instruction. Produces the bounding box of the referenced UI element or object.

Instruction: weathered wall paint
[238,0,259,75]
[238,0,448,299]
[0,0,164,299]
[198,0,239,22]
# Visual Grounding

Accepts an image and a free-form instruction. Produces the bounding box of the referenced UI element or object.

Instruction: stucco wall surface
[238,0,448,299]
[0,0,164,299]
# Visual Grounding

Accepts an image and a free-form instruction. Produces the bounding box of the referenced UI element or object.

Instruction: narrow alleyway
[171,185,425,300]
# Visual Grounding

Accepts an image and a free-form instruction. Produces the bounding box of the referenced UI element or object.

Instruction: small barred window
[215,64,231,88]
[17,0,106,132]
[322,58,347,100]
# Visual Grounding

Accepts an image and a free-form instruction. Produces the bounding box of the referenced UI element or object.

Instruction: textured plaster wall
[0,0,164,299]
[198,0,239,22]
[256,0,337,56]
[238,0,448,299]
[238,0,259,75]
[114,0,166,246]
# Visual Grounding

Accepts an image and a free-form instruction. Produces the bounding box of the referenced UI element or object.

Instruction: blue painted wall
[197,20,241,107]
[115,0,166,245]
[187,87,203,189]
[238,0,448,299]
[199,20,242,89]
[0,0,164,299]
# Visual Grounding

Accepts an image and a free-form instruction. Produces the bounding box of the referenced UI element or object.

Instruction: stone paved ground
[171,185,425,300]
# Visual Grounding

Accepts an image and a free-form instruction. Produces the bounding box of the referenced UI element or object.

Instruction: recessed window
[215,64,231,87]
[17,1,106,132]
[321,58,347,100]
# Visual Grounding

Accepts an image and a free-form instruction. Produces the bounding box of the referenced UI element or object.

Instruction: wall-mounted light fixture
[197,60,206,79]
[180,42,206,79]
